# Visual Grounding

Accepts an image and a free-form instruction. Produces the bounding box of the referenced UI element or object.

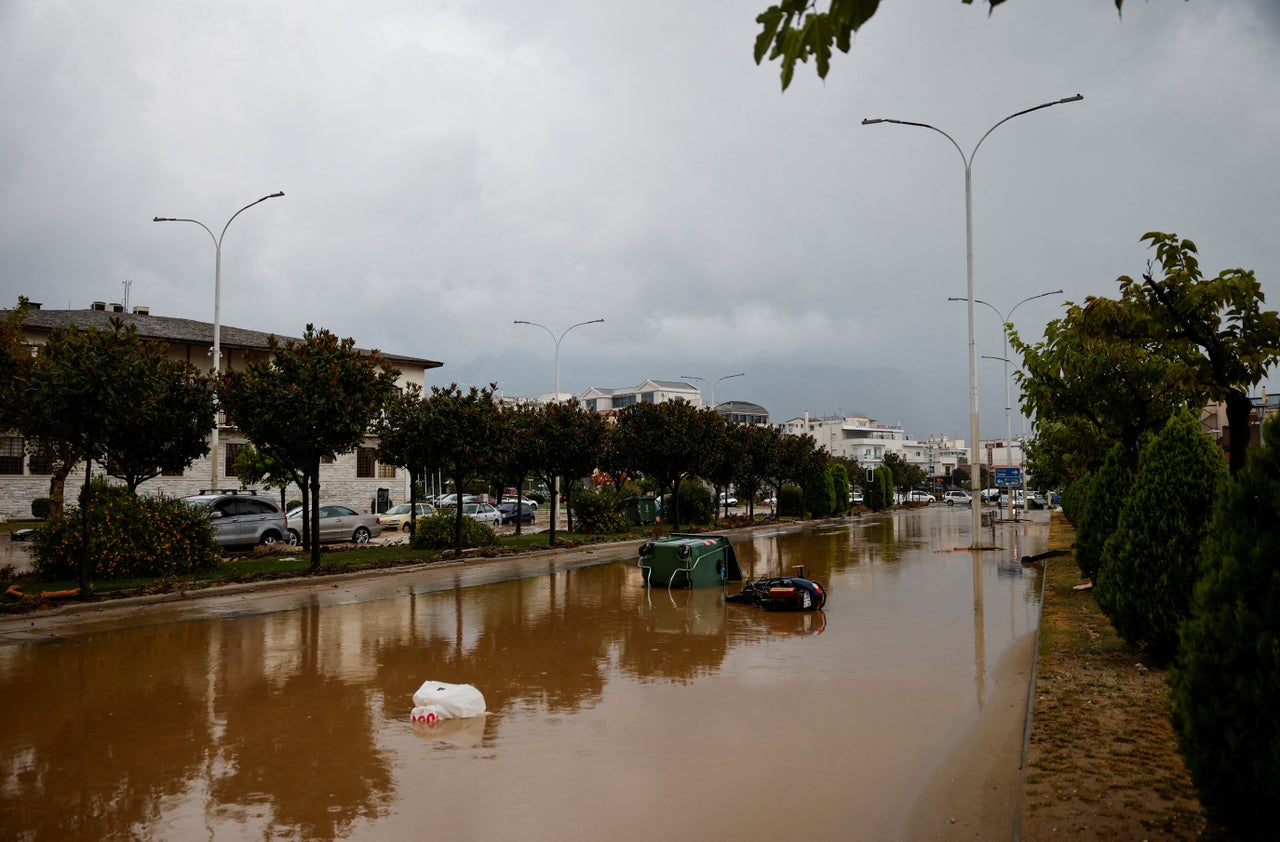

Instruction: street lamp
[950,289,1062,475]
[680,372,745,410]
[154,191,285,490]
[513,318,605,520]
[864,95,1081,547]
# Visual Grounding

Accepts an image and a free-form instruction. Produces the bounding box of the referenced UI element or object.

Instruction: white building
[1,303,442,518]
[579,379,703,412]
[781,413,966,481]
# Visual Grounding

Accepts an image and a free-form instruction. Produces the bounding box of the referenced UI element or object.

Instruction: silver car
[461,502,501,526]
[286,504,383,545]
[183,492,290,548]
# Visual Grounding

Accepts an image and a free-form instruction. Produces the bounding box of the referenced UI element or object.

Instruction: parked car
[850,490,864,505]
[461,502,501,526]
[435,494,477,509]
[497,501,536,524]
[497,495,539,511]
[285,504,383,545]
[719,493,738,507]
[183,491,290,548]
[378,502,436,533]
[942,490,972,506]
[980,488,1002,503]
[906,491,936,503]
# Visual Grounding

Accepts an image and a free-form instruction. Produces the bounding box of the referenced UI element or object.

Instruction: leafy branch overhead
[755,0,1125,89]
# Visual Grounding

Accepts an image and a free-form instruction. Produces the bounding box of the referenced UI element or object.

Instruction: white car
[461,502,501,525]
[942,491,972,506]
[905,491,936,503]
[719,493,738,507]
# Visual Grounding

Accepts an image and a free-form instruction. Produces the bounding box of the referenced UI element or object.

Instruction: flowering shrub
[31,485,219,580]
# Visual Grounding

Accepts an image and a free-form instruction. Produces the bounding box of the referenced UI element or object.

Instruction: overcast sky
[3,1,1278,444]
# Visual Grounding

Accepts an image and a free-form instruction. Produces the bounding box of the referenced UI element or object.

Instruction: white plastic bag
[411,680,486,720]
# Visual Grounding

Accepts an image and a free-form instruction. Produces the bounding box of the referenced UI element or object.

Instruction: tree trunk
[47,460,72,518]
[77,455,92,593]
[308,470,322,572]
[1224,389,1253,475]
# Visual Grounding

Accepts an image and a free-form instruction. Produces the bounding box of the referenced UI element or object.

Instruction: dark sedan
[497,501,536,525]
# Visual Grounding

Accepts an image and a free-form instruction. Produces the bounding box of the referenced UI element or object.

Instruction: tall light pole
[950,289,1062,475]
[864,95,1081,547]
[154,191,285,490]
[513,318,605,520]
[680,372,745,410]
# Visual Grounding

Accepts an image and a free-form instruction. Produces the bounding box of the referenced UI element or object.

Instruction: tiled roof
[8,307,442,369]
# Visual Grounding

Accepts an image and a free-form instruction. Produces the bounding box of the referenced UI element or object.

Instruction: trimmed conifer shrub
[1073,443,1132,580]
[777,484,804,517]
[804,468,835,518]
[1169,415,1280,838]
[828,463,849,513]
[1094,409,1227,660]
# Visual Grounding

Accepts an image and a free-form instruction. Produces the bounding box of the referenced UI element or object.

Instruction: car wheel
[353,527,371,543]
[260,531,281,546]
[946,499,954,506]
[402,522,413,533]
[288,529,301,546]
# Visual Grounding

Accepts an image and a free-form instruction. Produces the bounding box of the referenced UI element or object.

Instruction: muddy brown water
[0,508,1047,840]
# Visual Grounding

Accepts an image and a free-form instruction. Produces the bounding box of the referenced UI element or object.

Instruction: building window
[586,399,597,412]
[224,443,243,477]
[0,436,24,475]
[641,392,655,404]
[617,394,637,408]
[377,461,396,479]
[27,444,54,475]
[321,455,335,465]
[357,447,376,478]
[163,466,185,477]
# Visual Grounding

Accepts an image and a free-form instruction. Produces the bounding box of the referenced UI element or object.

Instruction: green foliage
[31,483,219,579]
[1170,415,1280,837]
[408,512,497,551]
[1058,477,1085,525]
[755,1,1060,90]
[1072,443,1131,581]
[221,325,401,571]
[1094,409,1228,660]
[804,466,836,517]
[616,401,719,530]
[881,451,924,491]
[828,462,849,513]
[532,399,607,540]
[568,486,629,534]
[733,423,782,515]
[30,497,51,519]
[778,484,804,517]
[866,464,893,510]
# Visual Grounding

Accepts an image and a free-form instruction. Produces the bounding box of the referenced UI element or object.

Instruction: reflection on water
[0,509,1047,840]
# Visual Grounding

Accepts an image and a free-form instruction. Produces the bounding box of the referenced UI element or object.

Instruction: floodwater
[0,507,1047,841]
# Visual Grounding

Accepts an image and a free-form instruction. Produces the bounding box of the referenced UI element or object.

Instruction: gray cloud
[3,1,1277,443]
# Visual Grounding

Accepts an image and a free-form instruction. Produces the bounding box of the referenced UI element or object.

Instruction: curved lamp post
[513,317,605,522]
[950,289,1062,478]
[864,95,1081,547]
[680,372,745,409]
[154,191,285,490]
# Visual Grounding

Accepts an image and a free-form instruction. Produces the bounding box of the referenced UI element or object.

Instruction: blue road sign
[994,467,1023,488]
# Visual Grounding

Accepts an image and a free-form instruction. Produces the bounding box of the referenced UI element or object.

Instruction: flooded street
[0,507,1047,840]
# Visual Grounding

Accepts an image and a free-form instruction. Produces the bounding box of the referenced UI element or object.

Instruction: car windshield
[385,504,412,515]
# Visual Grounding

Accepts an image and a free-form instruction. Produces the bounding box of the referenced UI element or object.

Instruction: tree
[616,401,720,530]
[1170,415,1280,838]
[18,320,174,590]
[754,1,1126,90]
[531,400,605,543]
[490,403,542,537]
[1012,295,1194,474]
[1072,442,1133,582]
[232,443,297,515]
[1114,233,1280,475]
[1094,408,1228,661]
[881,451,925,493]
[218,326,400,571]
[101,354,213,493]
[733,423,782,519]
[828,461,850,514]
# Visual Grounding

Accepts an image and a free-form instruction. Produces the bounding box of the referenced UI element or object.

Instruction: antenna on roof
[122,280,132,313]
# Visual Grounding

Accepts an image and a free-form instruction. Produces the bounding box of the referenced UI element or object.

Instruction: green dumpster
[637,533,744,589]
[624,496,658,525]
